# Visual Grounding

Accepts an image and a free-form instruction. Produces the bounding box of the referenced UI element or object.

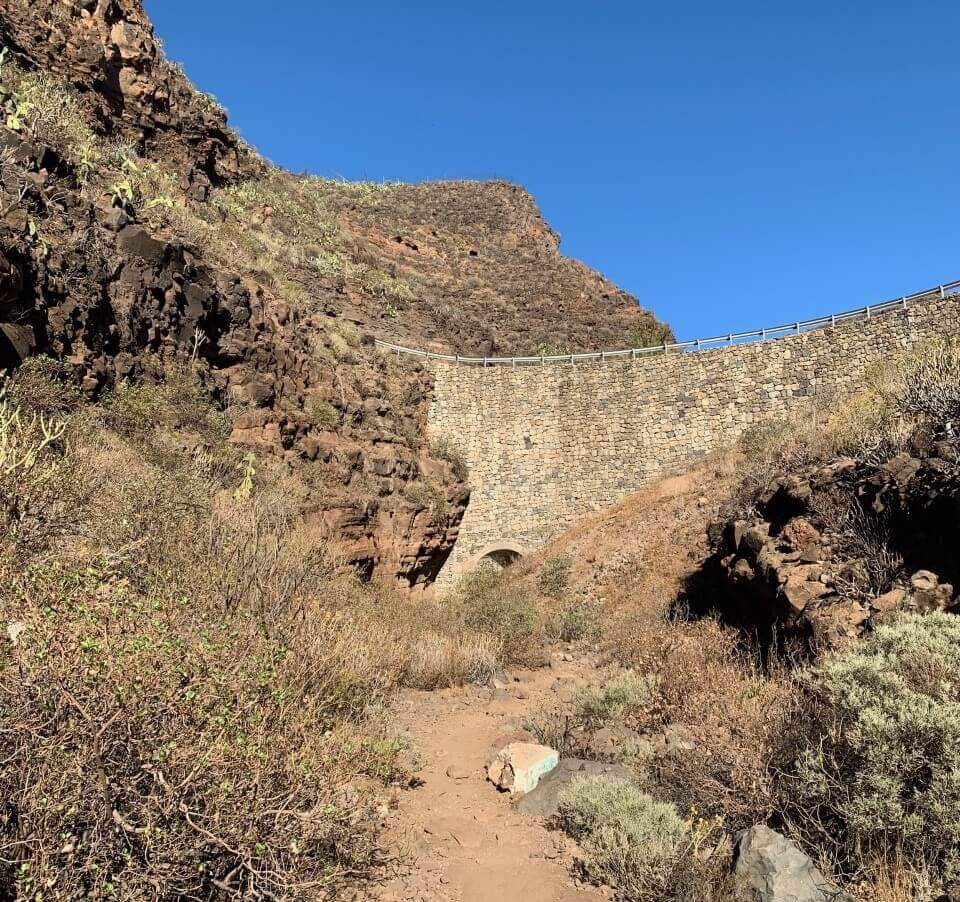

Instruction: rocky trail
[372,654,612,902]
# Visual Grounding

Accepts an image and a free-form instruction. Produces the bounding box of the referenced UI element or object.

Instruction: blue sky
[145,0,959,341]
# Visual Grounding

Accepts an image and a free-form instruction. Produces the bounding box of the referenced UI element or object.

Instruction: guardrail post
[540,354,545,366]
[941,285,946,298]
[866,306,871,319]
[831,314,836,327]
[511,357,516,368]
[728,334,733,346]
[662,343,668,354]
[600,351,605,362]
[483,356,488,367]
[795,323,800,334]
[456,354,460,366]
[902,297,908,310]
[631,348,637,359]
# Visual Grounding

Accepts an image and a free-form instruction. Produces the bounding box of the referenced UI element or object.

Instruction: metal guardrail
[375,279,960,367]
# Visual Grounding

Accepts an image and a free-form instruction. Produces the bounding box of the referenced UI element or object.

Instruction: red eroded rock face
[0,0,260,195]
[0,126,466,587]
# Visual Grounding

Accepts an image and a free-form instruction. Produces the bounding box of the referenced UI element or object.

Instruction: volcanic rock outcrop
[710,445,960,652]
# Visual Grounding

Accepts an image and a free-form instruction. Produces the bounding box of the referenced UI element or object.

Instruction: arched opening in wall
[479,548,523,571]
[468,542,528,574]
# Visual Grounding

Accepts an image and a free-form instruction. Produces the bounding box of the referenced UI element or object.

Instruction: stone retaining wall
[427,295,960,582]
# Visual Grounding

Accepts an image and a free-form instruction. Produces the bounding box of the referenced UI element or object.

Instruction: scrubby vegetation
[554,598,602,642]
[733,340,960,515]
[785,613,960,884]
[497,339,960,901]
[2,3,958,896]
[574,672,650,726]
[559,776,687,883]
[538,554,572,598]
[557,776,700,901]
[0,360,555,897]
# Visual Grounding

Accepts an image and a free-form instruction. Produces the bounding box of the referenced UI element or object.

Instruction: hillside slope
[0,0,670,584]
[0,0,670,357]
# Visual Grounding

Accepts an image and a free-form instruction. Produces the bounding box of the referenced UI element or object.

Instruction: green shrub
[304,396,340,429]
[557,599,602,642]
[3,356,83,417]
[538,554,572,598]
[456,567,541,666]
[7,67,102,171]
[783,613,960,882]
[575,672,649,725]
[558,776,690,900]
[103,366,228,446]
[627,319,673,350]
[430,435,469,482]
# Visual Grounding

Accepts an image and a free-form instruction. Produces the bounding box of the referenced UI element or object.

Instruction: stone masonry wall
[427,294,960,582]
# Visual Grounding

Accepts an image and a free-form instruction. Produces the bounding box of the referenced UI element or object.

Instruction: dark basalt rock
[706,447,960,656]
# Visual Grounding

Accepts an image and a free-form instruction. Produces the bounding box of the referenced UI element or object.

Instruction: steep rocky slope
[708,444,959,653]
[0,0,669,583]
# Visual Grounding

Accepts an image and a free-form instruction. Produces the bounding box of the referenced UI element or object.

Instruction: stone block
[487,742,559,797]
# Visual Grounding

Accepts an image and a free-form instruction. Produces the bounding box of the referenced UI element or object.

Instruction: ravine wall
[426,293,960,583]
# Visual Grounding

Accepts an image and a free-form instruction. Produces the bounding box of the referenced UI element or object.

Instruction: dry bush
[731,408,836,515]
[0,374,413,898]
[628,319,673,350]
[2,355,83,417]
[403,630,500,689]
[0,547,402,899]
[811,488,904,599]
[734,342,960,514]
[555,598,603,642]
[894,341,960,428]
[610,610,790,828]
[855,850,936,902]
[575,672,651,726]
[538,554,572,598]
[205,493,338,633]
[450,567,546,667]
[103,364,229,448]
[429,435,469,482]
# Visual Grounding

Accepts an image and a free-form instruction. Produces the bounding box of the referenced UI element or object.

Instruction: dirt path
[372,652,611,902]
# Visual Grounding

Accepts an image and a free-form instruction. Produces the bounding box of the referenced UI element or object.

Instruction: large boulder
[732,825,853,902]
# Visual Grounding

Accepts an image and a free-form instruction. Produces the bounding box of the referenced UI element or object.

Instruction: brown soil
[374,654,611,902]
[371,467,735,902]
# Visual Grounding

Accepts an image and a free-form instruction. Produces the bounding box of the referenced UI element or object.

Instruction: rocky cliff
[0,0,669,584]
[706,439,960,654]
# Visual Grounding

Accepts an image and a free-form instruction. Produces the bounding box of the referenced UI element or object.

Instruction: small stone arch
[467,541,528,573]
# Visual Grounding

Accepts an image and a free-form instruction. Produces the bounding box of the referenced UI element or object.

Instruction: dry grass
[611,612,791,828]
[731,340,960,516]
[855,850,935,902]
[0,363,551,897]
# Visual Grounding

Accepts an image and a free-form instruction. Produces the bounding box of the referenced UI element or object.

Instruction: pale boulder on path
[486,742,559,796]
